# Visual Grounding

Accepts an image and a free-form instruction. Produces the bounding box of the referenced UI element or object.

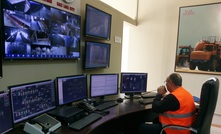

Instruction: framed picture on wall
[175,2,221,75]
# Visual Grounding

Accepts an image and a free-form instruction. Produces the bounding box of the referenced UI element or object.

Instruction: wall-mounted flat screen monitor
[9,79,56,124]
[85,4,112,40]
[90,73,119,100]
[120,72,148,99]
[56,74,88,106]
[0,91,13,134]
[1,0,81,60]
[0,1,2,78]
[84,41,111,70]
[0,54,2,78]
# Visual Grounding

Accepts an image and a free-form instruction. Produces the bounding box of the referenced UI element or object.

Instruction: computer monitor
[120,72,148,99]
[9,79,56,124]
[0,91,13,134]
[1,0,81,60]
[84,41,111,70]
[56,74,88,106]
[85,4,112,40]
[90,73,119,101]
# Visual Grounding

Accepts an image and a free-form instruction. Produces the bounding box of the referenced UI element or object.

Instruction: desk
[9,98,158,134]
[54,99,158,134]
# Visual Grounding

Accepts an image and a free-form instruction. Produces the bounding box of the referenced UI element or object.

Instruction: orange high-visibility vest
[159,87,196,134]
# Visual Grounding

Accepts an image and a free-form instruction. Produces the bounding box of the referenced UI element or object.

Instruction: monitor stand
[99,96,105,102]
[88,97,105,105]
[95,96,106,105]
[124,94,141,99]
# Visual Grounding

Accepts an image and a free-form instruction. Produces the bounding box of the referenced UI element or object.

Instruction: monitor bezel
[8,79,56,124]
[89,73,119,99]
[56,74,88,106]
[84,4,112,40]
[0,0,2,78]
[0,91,13,134]
[120,72,148,94]
[84,41,111,70]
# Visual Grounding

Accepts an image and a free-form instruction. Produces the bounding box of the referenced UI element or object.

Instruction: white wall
[100,0,138,19]
[126,0,221,124]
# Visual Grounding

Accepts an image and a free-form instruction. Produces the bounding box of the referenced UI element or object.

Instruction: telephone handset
[29,118,50,133]
[78,102,97,112]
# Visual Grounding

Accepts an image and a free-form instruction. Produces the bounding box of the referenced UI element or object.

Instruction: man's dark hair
[169,73,182,86]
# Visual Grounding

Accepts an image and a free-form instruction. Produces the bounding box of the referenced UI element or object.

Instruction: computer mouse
[117,98,123,103]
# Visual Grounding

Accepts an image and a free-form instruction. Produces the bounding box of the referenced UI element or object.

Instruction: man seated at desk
[139,73,196,134]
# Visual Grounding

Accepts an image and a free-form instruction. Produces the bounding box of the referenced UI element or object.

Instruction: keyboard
[141,92,157,98]
[96,101,118,111]
[139,98,154,105]
[69,113,102,130]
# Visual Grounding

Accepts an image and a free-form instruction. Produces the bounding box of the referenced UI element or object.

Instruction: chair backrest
[192,77,219,134]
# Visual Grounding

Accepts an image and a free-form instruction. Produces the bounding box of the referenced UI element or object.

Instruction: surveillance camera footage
[1,0,81,59]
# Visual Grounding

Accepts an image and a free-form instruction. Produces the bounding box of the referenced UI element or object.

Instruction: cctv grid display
[9,79,56,124]
[57,74,88,106]
[1,0,81,59]
[0,91,13,134]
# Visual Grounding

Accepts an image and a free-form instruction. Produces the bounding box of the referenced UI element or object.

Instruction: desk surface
[10,98,158,134]
[55,98,157,134]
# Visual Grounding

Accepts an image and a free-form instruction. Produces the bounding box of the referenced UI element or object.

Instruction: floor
[211,126,221,134]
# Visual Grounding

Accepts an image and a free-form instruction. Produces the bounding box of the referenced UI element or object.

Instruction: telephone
[78,102,97,112]
[29,118,50,133]
[23,113,61,134]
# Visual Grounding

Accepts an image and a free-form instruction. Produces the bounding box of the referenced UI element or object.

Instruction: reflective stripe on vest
[161,123,191,129]
[161,111,195,118]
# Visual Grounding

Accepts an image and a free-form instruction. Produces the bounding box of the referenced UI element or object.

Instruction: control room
[0,0,221,134]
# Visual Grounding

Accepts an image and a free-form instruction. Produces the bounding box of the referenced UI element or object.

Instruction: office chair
[160,77,219,134]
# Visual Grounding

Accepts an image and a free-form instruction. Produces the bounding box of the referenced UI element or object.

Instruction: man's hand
[157,86,167,95]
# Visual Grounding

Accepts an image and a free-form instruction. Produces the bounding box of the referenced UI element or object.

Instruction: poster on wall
[175,2,221,75]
